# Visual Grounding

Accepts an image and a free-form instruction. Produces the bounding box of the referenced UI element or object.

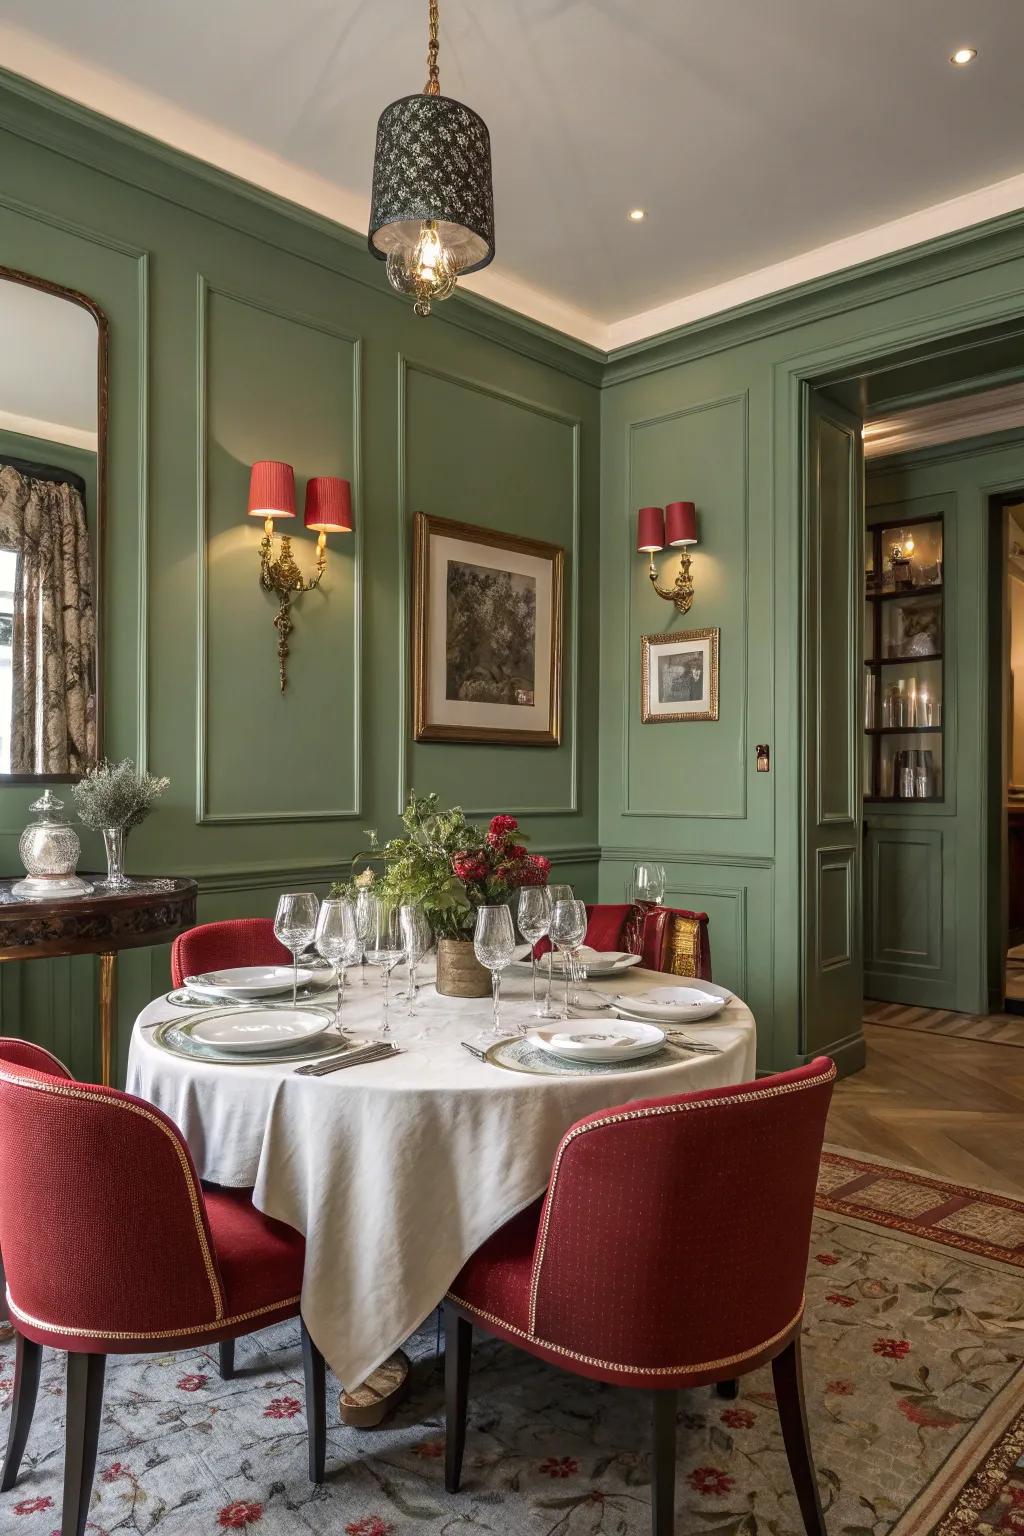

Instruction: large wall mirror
[0,268,105,780]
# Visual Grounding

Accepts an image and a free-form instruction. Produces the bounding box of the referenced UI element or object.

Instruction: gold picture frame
[412,511,564,746]
[641,628,720,723]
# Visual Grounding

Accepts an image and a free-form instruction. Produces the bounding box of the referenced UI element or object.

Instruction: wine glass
[549,897,587,1020]
[518,887,552,1015]
[314,897,359,1029]
[474,905,517,1037]
[364,900,405,1033]
[399,904,432,1016]
[354,888,375,985]
[540,883,573,1017]
[274,892,319,1007]
[632,862,666,905]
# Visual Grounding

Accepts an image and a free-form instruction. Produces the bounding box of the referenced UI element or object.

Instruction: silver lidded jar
[13,789,93,900]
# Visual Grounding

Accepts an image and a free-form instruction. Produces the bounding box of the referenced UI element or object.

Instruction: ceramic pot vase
[435,937,490,998]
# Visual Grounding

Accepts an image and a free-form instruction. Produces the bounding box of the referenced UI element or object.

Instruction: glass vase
[99,826,131,891]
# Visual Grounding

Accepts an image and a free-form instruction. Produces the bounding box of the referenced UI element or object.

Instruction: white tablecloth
[127,964,756,1388]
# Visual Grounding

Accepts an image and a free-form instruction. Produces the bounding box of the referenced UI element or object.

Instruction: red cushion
[204,1189,305,1321]
[0,1038,72,1078]
[448,1060,835,1389]
[535,903,637,959]
[171,919,292,989]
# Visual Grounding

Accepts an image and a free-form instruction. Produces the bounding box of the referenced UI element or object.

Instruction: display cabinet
[864,514,944,802]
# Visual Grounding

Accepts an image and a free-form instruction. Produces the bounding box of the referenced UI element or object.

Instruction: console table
[0,876,198,1086]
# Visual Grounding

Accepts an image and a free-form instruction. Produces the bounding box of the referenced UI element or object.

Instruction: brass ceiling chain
[424,0,441,94]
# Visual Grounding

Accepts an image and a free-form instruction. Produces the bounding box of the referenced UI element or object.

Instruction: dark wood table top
[0,877,198,961]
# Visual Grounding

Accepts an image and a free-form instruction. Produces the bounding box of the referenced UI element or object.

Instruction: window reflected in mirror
[0,271,103,778]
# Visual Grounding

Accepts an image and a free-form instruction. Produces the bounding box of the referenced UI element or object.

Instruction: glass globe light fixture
[368,0,495,317]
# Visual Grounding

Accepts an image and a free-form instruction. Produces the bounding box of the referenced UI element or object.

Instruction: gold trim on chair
[667,915,701,977]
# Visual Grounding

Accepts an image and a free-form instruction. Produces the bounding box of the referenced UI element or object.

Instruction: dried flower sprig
[71,758,170,831]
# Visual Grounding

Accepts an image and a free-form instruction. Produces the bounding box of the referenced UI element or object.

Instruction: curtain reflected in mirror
[0,271,104,778]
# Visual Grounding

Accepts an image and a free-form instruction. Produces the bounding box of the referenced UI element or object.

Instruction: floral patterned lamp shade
[368,2,495,317]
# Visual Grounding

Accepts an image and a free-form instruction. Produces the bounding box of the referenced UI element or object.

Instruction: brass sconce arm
[649,548,695,615]
[259,521,328,691]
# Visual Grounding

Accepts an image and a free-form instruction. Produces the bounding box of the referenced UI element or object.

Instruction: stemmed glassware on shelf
[354,888,375,986]
[364,900,405,1033]
[517,886,552,1016]
[274,892,319,1007]
[314,897,360,1030]
[473,905,517,1039]
[539,884,574,1019]
[549,897,587,1020]
[399,904,432,1017]
[632,862,666,905]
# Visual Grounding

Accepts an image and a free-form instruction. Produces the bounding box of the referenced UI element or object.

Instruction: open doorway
[990,493,1024,1014]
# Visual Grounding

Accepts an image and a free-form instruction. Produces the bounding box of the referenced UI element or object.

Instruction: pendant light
[368,0,495,317]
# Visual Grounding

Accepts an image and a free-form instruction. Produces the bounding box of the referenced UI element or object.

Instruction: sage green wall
[0,76,601,1082]
[599,219,1024,1074]
[864,431,1024,1013]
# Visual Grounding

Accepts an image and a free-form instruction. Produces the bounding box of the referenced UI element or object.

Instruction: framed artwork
[641,628,720,723]
[411,511,564,745]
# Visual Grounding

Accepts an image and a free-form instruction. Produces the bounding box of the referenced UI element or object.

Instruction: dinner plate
[184,965,316,1000]
[612,983,731,1023]
[188,1005,333,1052]
[527,1020,665,1064]
[512,949,643,978]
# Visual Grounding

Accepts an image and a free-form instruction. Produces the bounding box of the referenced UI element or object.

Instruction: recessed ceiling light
[950,47,977,65]
[628,208,646,222]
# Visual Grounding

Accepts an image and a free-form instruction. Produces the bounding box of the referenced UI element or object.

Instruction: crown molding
[865,381,1024,459]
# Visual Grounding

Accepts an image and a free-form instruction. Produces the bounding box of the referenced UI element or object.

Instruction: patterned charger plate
[484,1036,689,1076]
[164,985,327,1009]
[150,1011,350,1067]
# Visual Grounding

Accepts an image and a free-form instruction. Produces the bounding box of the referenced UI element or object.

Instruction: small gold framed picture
[641,628,719,723]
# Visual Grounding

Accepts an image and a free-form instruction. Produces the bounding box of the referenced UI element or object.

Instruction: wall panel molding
[395,354,583,817]
[194,274,364,824]
[815,845,854,971]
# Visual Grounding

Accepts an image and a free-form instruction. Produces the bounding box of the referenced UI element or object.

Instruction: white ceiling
[0,276,97,449]
[2,1,1024,348]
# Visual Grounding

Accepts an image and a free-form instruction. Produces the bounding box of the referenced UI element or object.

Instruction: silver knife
[295,1044,399,1076]
[460,1040,488,1060]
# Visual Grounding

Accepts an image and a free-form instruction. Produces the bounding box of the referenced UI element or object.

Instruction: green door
[802,389,865,1063]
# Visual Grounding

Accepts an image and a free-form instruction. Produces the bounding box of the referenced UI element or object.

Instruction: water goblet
[314,897,359,1030]
[540,883,574,1017]
[364,900,405,1034]
[354,888,375,986]
[474,905,517,1038]
[632,861,667,905]
[518,886,552,1015]
[274,892,319,1007]
[549,897,587,1020]
[399,904,432,1017]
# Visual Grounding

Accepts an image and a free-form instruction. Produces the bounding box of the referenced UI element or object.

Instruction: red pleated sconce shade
[636,506,665,553]
[247,461,296,519]
[665,500,697,546]
[304,476,353,533]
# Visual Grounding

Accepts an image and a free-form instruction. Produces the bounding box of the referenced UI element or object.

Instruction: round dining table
[126,962,756,1391]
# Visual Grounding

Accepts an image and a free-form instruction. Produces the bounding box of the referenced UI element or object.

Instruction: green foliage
[71,758,170,831]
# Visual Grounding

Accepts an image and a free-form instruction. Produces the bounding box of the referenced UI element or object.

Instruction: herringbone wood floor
[828,1022,1024,1197]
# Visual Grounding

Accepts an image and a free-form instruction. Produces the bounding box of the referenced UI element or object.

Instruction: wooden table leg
[99,952,117,1087]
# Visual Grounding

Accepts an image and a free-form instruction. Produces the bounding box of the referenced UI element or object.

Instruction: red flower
[218,1502,264,1529]
[412,1440,444,1459]
[825,1380,854,1395]
[263,1396,302,1419]
[895,1397,957,1428]
[721,1407,756,1429]
[825,1293,856,1308]
[503,843,528,863]
[452,852,488,883]
[488,814,519,840]
[873,1337,911,1361]
[517,853,551,887]
[688,1467,735,1497]
[815,1253,840,1266]
[176,1373,208,1392]
[13,1497,54,1515]
[101,1462,132,1482]
[539,1456,579,1478]
[345,1520,394,1536]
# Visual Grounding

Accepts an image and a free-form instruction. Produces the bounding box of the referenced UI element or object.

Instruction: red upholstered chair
[171,916,292,988]
[0,1043,326,1536]
[444,1058,836,1536]
[534,902,636,959]
[629,902,713,980]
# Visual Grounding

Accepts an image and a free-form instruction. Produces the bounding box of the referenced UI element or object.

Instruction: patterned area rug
[2,1150,1024,1536]
[864,998,1024,1047]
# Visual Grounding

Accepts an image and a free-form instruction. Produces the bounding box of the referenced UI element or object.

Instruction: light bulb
[385,220,458,317]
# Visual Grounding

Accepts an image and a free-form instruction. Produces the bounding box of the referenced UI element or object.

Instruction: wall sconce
[637,500,698,614]
[247,460,353,691]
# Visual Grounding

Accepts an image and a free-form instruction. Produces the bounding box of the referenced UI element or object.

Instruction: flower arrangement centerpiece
[71,758,170,889]
[333,791,550,996]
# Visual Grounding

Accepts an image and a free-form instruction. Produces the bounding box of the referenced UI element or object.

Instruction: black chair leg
[218,1340,235,1381]
[716,1378,739,1399]
[651,1390,677,1536]
[1,1331,42,1491]
[444,1307,472,1494]
[300,1320,326,1485]
[772,1337,827,1536]
[63,1352,106,1536]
